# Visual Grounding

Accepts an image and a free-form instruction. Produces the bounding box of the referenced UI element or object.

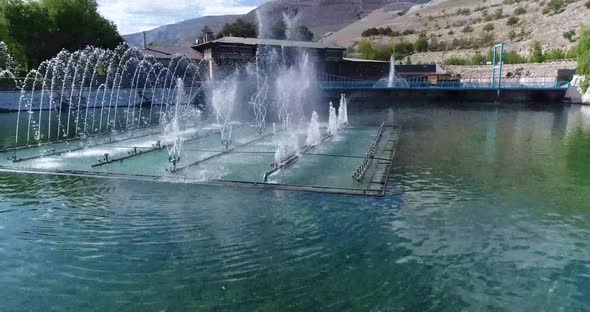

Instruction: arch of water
[2,44,206,148]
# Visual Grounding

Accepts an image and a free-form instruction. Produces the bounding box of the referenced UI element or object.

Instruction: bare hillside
[249,0,425,39]
[124,0,429,47]
[322,0,589,62]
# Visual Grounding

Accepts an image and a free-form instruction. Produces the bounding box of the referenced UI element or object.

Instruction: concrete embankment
[443,61,577,79]
[443,61,590,104]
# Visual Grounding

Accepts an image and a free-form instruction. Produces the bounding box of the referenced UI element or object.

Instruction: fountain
[211,71,238,150]
[328,102,339,136]
[1,44,204,149]
[388,55,396,88]
[306,111,321,147]
[0,16,401,197]
[338,94,348,128]
[386,54,409,88]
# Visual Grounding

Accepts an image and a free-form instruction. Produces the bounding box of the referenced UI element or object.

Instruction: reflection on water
[2,103,590,310]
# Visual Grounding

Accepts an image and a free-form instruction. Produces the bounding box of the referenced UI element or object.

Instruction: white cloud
[97,0,259,34]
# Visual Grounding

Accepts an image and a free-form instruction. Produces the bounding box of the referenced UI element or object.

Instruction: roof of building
[342,57,389,63]
[192,37,346,51]
[140,46,202,60]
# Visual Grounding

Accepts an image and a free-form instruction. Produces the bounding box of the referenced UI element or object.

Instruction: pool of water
[1,103,590,310]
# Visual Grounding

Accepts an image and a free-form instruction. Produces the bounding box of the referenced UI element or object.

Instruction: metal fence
[318,73,571,90]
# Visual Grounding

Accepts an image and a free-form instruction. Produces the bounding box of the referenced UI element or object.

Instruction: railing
[318,73,571,90]
[353,122,385,182]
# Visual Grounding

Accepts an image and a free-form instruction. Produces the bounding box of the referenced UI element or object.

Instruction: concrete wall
[443,61,577,79]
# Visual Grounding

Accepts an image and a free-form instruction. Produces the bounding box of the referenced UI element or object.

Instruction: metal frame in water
[0,125,401,197]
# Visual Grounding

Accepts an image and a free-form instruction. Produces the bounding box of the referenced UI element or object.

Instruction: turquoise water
[2,103,590,310]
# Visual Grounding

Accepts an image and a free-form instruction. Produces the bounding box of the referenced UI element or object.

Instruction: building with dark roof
[192,37,346,63]
[192,37,346,79]
[140,46,202,66]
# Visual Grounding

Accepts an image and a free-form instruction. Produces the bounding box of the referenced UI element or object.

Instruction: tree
[0,0,122,68]
[393,41,414,59]
[219,19,257,38]
[414,36,429,52]
[361,28,380,37]
[529,41,544,63]
[270,20,286,40]
[358,39,376,59]
[294,25,313,41]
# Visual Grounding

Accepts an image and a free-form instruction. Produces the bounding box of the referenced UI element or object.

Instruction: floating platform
[0,124,400,197]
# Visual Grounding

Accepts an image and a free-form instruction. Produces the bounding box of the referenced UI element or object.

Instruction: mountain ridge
[123,0,428,47]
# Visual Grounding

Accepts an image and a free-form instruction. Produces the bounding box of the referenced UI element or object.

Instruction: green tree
[414,36,429,52]
[529,41,544,63]
[393,41,414,59]
[270,20,286,40]
[219,19,257,38]
[0,0,122,68]
[577,26,590,93]
[358,39,376,59]
[294,25,313,41]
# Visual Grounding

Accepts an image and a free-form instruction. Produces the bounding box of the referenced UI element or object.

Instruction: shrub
[444,57,469,65]
[563,30,576,43]
[462,25,474,33]
[483,23,495,32]
[503,51,528,64]
[544,0,565,15]
[397,10,407,16]
[509,30,518,41]
[586,1,590,8]
[494,8,505,19]
[582,78,590,94]
[456,8,472,15]
[361,28,380,37]
[514,6,526,15]
[577,27,590,92]
[402,29,416,35]
[544,49,567,61]
[480,32,495,46]
[506,16,519,26]
[362,27,400,37]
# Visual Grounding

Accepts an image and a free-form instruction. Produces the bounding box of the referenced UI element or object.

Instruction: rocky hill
[123,15,241,47]
[123,0,428,46]
[245,0,425,40]
[321,0,589,62]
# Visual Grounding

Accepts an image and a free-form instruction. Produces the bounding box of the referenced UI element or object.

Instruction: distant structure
[192,36,346,79]
[139,46,202,66]
[196,26,215,45]
[327,58,444,80]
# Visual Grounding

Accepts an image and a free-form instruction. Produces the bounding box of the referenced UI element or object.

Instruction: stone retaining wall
[443,61,577,79]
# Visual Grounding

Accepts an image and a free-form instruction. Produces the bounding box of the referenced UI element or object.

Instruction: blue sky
[97,0,268,35]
